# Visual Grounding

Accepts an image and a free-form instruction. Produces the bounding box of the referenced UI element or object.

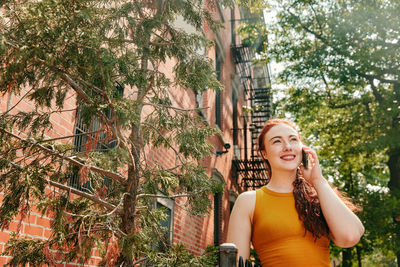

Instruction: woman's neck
[267,169,297,193]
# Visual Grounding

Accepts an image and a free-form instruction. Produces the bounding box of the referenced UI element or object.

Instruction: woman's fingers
[302,146,319,167]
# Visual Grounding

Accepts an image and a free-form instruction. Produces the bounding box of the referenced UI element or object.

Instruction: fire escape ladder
[231,17,272,190]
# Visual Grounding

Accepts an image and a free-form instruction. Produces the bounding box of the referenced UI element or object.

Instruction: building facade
[0,2,271,266]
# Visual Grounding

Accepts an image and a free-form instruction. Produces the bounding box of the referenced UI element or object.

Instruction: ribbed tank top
[252,186,330,267]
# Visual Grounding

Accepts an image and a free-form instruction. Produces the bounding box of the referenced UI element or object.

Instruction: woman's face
[261,124,302,173]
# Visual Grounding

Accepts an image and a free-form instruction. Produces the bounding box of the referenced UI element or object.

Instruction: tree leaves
[265,0,400,263]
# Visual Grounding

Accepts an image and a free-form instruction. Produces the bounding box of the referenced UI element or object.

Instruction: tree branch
[287,9,327,43]
[33,130,101,144]
[143,102,210,112]
[2,87,35,115]
[60,71,133,166]
[47,179,123,215]
[308,3,325,37]
[366,77,384,103]
[5,161,123,215]
[361,72,400,86]
[320,74,363,109]
[140,122,184,164]
[286,8,399,97]
[0,128,127,185]
[32,58,123,152]
[136,189,207,200]
[59,72,93,104]
[64,193,129,218]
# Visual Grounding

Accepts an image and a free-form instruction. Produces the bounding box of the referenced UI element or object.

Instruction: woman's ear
[261,150,267,159]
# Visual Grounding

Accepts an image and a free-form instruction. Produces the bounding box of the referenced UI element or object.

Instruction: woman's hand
[300,146,324,186]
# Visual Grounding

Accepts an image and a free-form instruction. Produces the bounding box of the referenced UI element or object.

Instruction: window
[212,168,225,247]
[215,49,221,128]
[156,196,174,248]
[231,8,236,45]
[214,192,222,246]
[232,91,238,146]
[70,83,123,191]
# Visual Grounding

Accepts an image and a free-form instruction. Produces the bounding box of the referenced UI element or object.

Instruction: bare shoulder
[234,190,256,220]
[237,190,256,202]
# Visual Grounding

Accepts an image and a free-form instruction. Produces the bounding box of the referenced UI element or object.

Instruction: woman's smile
[280,154,296,161]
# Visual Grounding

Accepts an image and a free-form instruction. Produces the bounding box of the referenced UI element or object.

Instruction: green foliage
[237,21,268,54]
[237,0,268,13]
[362,248,397,267]
[1,233,52,266]
[145,244,218,267]
[261,0,400,263]
[249,248,262,266]
[0,0,226,265]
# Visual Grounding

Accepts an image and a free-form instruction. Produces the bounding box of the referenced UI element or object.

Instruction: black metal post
[220,243,237,267]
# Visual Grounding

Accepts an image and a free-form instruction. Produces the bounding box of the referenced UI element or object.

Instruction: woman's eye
[273,140,281,144]
[291,138,298,142]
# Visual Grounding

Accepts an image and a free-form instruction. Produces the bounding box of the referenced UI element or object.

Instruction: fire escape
[231,16,273,190]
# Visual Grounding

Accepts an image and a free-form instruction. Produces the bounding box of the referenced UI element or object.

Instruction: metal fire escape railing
[231,16,273,190]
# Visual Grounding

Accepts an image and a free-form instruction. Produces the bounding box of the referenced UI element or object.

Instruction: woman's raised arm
[226,191,256,260]
[302,147,364,247]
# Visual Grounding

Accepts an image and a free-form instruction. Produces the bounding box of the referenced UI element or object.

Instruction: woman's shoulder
[237,190,257,200]
[235,190,257,219]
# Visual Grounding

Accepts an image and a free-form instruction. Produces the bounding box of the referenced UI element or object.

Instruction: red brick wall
[0,88,95,266]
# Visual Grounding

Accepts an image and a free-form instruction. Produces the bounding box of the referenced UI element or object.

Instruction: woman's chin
[275,165,298,173]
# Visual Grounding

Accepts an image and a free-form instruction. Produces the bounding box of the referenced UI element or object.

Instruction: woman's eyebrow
[269,135,297,142]
[269,136,281,141]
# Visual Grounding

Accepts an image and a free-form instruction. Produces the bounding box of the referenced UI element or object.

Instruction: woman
[227,119,364,266]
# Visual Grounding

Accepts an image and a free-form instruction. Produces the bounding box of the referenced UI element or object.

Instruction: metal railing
[220,243,258,267]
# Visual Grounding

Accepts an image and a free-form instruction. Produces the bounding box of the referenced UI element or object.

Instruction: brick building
[0,2,272,266]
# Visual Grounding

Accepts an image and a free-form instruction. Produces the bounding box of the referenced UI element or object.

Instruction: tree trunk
[397,251,400,267]
[388,150,400,267]
[388,150,400,193]
[342,248,353,267]
[356,246,362,267]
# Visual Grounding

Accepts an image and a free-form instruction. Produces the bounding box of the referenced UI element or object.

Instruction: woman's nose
[282,141,292,150]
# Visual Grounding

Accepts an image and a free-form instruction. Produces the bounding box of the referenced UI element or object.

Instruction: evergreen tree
[0,0,230,265]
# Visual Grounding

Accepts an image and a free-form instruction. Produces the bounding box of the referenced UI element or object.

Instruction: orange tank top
[252,186,330,267]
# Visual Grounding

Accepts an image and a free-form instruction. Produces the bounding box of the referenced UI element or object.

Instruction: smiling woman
[226,118,364,267]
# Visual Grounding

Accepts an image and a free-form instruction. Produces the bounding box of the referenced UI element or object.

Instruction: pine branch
[174,201,206,217]
[96,47,107,91]
[32,130,101,144]
[0,128,127,185]
[140,122,184,164]
[2,87,35,115]
[5,161,122,215]
[29,57,123,154]
[132,258,147,265]
[143,102,210,112]
[46,179,123,215]
[136,191,204,200]
[64,193,129,218]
